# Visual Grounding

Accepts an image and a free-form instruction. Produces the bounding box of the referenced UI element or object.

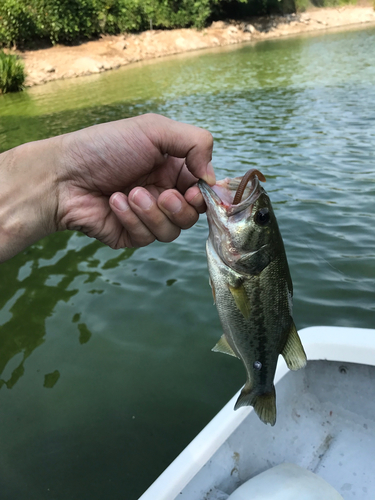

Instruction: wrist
[0,137,61,262]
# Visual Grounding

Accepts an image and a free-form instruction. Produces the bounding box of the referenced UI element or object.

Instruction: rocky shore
[19,5,375,87]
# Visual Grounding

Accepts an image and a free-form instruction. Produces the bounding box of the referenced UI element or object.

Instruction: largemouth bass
[199,169,306,426]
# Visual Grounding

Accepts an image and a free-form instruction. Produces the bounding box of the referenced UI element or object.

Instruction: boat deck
[179,360,375,500]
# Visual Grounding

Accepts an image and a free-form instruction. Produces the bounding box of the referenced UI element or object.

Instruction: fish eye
[253,361,262,370]
[254,208,270,226]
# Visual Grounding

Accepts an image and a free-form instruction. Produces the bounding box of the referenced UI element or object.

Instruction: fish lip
[199,176,262,216]
[198,179,223,208]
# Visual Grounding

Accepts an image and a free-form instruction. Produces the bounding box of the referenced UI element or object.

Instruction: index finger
[136,114,216,185]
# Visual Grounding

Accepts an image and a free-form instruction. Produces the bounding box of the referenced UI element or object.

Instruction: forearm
[0,138,61,262]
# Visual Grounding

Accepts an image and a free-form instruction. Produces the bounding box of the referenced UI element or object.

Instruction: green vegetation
[225,0,359,16]
[0,0,249,47]
[295,0,357,12]
[0,50,25,93]
[0,0,367,48]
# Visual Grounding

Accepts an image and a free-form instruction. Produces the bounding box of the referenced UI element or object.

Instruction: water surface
[0,26,374,499]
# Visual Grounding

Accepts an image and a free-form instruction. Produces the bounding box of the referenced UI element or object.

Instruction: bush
[0,0,36,48]
[141,0,219,29]
[95,0,144,34]
[0,0,248,47]
[0,50,25,93]
[31,0,101,44]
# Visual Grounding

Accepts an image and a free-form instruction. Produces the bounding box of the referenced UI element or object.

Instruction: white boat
[139,326,375,500]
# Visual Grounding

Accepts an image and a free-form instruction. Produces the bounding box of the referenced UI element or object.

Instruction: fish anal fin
[281,322,307,371]
[235,385,276,426]
[228,283,251,320]
[212,335,238,358]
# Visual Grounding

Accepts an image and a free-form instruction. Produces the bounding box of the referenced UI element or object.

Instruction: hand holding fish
[0,114,215,262]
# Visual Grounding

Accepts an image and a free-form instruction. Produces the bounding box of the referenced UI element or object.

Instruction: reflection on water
[0,26,374,500]
[44,370,60,388]
[0,233,136,391]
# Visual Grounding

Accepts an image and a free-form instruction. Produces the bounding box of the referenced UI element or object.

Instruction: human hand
[0,114,215,262]
[58,113,215,248]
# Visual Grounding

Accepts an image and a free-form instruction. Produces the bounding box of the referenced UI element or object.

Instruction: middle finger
[129,187,181,243]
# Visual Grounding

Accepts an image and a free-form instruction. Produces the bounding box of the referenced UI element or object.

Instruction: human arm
[0,113,215,262]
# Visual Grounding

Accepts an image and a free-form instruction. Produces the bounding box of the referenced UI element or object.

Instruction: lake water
[0,26,374,500]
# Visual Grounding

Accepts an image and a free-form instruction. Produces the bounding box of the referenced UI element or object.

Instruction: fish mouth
[199,169,265,216]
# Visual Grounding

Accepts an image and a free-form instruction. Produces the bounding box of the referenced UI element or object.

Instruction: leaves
[0,50,25,93]
[0,0,248,48]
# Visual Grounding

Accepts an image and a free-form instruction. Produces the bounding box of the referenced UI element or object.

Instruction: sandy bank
[19,5,375,87]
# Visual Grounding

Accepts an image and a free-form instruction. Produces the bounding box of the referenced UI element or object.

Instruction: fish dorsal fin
[228,283,251,320]
[212,334,238,358]
[235,385,276,426]
[281,322,307,371]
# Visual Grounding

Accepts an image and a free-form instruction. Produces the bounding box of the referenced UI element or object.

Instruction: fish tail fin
[234,385,276,426]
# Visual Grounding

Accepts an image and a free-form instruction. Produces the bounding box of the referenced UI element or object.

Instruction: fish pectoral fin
[212,335,238,358]
[235,385,276,427]
[281,322,307,371]
[228,283,251,320]
[209,277,216,305]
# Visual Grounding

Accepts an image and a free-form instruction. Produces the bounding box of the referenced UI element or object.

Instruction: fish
[199,169,307,426]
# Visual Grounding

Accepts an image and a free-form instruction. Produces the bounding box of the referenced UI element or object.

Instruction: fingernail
[132,189,153,210]
[205,161,216,185]
[111,193,128,212]
[163,194,182,214]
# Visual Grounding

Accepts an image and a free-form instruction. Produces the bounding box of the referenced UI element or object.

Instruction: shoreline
[19,5,375,88]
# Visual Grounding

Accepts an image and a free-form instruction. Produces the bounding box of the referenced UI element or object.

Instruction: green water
[0,27,374,499]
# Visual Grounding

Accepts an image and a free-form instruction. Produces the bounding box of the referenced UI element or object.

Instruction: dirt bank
[19,5,375,87]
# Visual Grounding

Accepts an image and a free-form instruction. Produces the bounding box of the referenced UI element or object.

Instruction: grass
[0,50,25,93]
[296,0,359,11]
